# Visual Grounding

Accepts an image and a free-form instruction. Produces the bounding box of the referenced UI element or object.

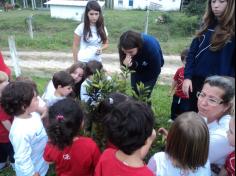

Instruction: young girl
[219,116,235,176]
[43,98,101,176]
[148,112,211,176]
[1,81,49,176]
[73,0,109,63]
[183,0,235,112]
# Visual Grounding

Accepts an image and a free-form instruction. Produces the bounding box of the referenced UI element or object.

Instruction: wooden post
[26,15,34,39]
[8,36,21,77]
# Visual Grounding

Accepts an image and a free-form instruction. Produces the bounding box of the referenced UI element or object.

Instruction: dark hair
[52,71,74,89]
[180,48,189,63]
[104,100,154,155]
[197,0,235,51]
[97,92,131,121]
[47,98,84,150]
[204,76,235,104]
[166,112,209,171]
[118,30,143,64]
[15,76,39,95]
[84,60,103,78]
[83,0,107,43]
[1,81,34,116]
[66,61,86,75]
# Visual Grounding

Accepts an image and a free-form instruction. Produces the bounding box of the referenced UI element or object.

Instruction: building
[113,0,182,11]
[44,0,105,21]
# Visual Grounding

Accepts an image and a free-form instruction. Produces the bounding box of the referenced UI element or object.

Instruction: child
[148,112,211,176]
[95,100,156,176]
[72,0,109,63]
[170,48,190,121]
[43,98,101,176]
[0,50,12,80]
[43,71,74,107]
[80,60,103,103]
[0,71,14,170]
[219,116,235,176]
[182,0,235,112]
[1,81,49,176]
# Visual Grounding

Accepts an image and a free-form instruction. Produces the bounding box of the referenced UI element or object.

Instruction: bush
[184,0,207,17]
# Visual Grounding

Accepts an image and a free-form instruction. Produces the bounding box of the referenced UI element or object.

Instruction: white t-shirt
[9,113,48,176]
[147,152,211,176]
[41,80,55,102]
[207,114,234,166]
[74,23,108,63]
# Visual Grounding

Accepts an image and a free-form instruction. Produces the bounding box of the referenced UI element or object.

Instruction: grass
[0,76,172,176]
[0,9,194,54]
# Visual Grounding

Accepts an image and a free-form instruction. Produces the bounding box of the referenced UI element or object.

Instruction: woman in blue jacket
[118,30,164,101]
[182,0,235,112]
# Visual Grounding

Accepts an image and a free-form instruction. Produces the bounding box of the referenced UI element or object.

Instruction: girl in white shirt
[73,0,109,63]
[148,112,211,176]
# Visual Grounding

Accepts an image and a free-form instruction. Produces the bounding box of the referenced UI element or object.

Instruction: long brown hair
[83,0,107,43]
[197,0,235,51]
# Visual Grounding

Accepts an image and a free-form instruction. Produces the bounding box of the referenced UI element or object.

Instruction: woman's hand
[182,79,192,98]
[123,55,132,67]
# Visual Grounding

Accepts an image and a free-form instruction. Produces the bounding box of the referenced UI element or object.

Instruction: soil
[2,51,181,85]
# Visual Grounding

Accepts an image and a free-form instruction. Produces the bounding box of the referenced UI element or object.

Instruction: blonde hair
[197,0,235,51]
[0,71,9,83]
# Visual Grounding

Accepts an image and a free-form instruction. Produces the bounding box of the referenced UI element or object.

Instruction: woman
[197,75,235,172]
[118,30,164,100]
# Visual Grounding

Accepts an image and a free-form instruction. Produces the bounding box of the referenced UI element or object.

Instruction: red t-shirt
[0,51,11,77]
[0,106,13,143]
[225,151,235,176]
[173,67,188,99]
[44,136,101,176]
[94,149,154,176]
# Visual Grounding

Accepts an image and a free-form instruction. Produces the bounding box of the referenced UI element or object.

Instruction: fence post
[8,36,21,77]
[26,15,34,39]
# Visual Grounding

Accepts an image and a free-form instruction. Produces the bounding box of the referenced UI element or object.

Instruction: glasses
[196,91,224,106]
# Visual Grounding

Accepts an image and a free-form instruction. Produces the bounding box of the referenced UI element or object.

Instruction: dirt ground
[2,51,181,85]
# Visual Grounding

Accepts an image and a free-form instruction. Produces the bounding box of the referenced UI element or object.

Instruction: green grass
[0,76,172,175]
[0,9,195,54]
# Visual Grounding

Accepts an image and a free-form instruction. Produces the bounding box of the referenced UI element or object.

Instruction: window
[118,0,123,6]
[129,0,133,6]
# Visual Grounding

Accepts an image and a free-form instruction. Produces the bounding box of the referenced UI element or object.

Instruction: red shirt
[0,106,13,143]
[95,149,154,176]
[0,51,11,77]
[173,67,188,99]
[44,136,101,176]
[225,151,235,176]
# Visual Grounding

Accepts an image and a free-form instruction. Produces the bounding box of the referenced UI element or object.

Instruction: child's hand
[123,55,132,67]
[158,128,168,140]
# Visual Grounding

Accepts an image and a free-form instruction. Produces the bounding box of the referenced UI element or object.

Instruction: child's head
[15,75,39,95]
[66,62,85,84]
[104,100,154,155]
[227,116,235,147]
[180,48,189,64]
[84,60,103,79]
[1,81,38,116]
[97,92,131,121]
[52,71,74,96]
[47,98,84,150]
[166,112,209,171]
[0,71,9,96]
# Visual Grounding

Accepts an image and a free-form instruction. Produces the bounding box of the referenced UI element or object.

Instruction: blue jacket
[130,34,164,82]
[184,27,235,79]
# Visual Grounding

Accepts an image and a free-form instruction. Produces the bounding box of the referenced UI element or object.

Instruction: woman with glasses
[197,75,235,174]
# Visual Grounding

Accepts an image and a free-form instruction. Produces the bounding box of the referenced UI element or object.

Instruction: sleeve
[74,23,84,36]
[184,37,201,79]
[0,107,11,121]
[43,143,55,163]
[11,133,35,176]
[80,81,90,103]
[147,156,157,174]
[173,68,180,81]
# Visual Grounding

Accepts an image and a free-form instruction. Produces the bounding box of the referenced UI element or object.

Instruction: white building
[44,0,105,21]
[114,0,181,11]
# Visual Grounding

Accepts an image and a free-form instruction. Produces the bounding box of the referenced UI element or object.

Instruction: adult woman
[197,76,235,169]
[118,30,164,99]
[183,0,235,112]
[72,0,108,63]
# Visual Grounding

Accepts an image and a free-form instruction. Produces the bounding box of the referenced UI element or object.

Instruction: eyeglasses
[196,91,224,106]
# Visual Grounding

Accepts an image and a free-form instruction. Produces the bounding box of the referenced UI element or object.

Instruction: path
[2,51,181,85]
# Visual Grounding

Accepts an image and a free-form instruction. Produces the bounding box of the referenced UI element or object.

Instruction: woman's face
[122,48,138,57]
[70,67,84,83]
[197,83,229,123]
[88,10,100,24]
[211,0,227,18]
